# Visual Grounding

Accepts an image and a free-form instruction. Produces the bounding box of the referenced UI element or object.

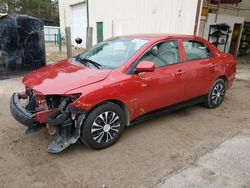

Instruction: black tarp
[0,14,45,78]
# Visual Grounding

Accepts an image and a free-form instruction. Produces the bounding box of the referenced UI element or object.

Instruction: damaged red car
[10,34,236,153]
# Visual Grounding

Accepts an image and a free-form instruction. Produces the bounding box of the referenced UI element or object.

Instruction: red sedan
[10,34,236,153]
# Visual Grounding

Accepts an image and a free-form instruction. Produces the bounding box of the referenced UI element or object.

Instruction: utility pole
[86,27,93,50]
[65,27,72,58]
[86,0,93,49]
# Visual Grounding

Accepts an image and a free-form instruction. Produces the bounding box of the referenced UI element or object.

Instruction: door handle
[175,70,185,75]
[210,64,216,68]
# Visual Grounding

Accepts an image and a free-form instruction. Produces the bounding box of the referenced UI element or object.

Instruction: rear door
[181,39,218,100]
[131,40,186,116]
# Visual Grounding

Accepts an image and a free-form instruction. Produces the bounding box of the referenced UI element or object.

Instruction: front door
[131,40,186,117]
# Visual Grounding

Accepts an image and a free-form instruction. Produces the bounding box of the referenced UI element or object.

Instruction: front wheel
[80,103,126,149]
[204,78,226,109]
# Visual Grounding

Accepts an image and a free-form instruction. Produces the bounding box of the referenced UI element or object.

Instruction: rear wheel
[80,103,126,149]
[204,78,226,109]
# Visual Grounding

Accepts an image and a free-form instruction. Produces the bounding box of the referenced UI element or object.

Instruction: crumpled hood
[23,59,111,95]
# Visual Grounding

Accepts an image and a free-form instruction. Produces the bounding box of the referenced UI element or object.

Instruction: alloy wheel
[91,111,121,143]
[211,83,225,105]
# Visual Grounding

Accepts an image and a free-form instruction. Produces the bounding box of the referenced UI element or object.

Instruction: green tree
[0,0,59,26]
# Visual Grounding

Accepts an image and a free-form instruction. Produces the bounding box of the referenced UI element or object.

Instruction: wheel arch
[217,75,228,89]
[86,99,130,126]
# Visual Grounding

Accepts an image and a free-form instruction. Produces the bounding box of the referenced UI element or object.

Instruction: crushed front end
[10,88,86,153]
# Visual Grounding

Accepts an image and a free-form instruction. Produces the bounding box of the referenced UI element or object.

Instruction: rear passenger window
[139,40,180,68]
[183,40,211,61]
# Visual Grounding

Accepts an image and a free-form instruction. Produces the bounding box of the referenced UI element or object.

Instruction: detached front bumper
[10,93,34,127]
[10,92,87,153]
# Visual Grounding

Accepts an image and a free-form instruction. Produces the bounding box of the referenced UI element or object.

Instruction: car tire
[204,78,226,109]
[80,103,126,149]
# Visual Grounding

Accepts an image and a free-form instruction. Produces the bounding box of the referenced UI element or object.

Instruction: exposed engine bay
[10,88,86,153]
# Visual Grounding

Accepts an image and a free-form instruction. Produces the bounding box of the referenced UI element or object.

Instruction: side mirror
[136,61,155,73]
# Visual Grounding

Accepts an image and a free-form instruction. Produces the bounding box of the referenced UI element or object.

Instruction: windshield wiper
[75,56,101,69]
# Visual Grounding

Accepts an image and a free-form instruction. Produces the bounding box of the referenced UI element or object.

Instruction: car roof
[120,34,203,41]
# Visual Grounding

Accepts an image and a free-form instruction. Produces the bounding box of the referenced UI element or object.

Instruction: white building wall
[218,1,250,22]
[89,0,200,45]
[59,0,87,46]
[219,9,250,22]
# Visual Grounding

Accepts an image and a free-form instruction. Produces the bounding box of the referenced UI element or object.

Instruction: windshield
[78,37,149,69]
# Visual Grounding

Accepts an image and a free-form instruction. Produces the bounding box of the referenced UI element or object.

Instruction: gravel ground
[0,48,250,187]
[160,132,250,188]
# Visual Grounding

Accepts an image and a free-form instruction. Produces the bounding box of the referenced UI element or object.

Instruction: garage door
[71,3,87,48]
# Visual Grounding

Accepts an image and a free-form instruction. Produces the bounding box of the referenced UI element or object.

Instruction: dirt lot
[45,43,85,63]
[0,47,250,187]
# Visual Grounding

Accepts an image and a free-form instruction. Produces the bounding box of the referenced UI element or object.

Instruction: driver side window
[139,40,180,68]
